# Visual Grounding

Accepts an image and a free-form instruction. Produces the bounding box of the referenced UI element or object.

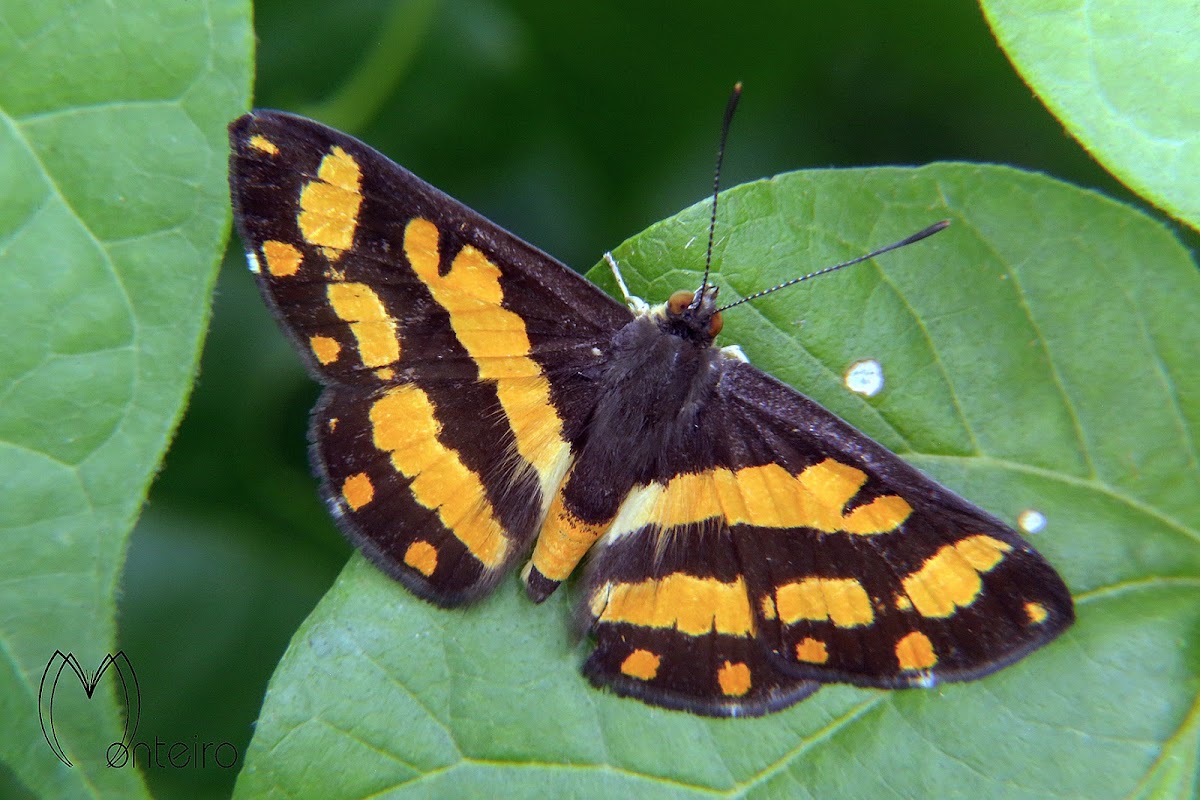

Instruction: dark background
[118,1,1151,797]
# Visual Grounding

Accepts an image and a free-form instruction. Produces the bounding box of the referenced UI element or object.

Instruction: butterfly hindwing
[580,518,821,716]
[229,111,629,604]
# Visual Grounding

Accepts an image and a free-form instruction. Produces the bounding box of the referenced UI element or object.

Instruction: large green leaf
[981,0,1200,232]
[235,164,1199,798]
[0,1,251,796]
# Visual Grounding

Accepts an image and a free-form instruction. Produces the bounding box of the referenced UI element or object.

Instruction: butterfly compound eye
[667,290,694,316]
[707,311,723,337]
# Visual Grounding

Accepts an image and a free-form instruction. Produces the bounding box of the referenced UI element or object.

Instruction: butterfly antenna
[696,82,743,307]
[717,220,950,312]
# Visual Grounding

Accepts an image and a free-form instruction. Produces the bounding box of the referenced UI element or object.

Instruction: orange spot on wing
[620,649,661,681]
[760,595,777,620]
[310,335,341,365]
[248,134,279,155]
[717,661,752,697]
[262,240,302,277]
[341,472,374,510]
[1025,601,1049,624]
[404,541,438,577]
[794,637,829,664]
[797,459,868,529]
[895,631,938,670]
[957,534,1011,571]
[842,493,913,534]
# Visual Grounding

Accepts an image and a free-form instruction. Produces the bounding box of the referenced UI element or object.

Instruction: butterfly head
[655,285,723,343]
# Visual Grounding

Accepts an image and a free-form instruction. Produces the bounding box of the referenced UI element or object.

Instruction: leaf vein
[949,210,1098,477]
[908,453,1199,548]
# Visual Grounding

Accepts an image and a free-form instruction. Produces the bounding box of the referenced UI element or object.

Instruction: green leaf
[0,1,251,796]
[1127,693,1200,800]
[235,164,1199,798]
[981,0,1200,232]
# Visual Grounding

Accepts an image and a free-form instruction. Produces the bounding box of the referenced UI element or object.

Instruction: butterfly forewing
[720,365,1074,687]
[230,111,627,604]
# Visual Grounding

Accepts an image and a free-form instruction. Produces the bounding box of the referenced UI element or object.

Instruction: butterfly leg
[603,252,650,314]
[719,344,749,363]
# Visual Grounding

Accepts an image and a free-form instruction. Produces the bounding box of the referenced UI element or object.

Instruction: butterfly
[227,92,1073,717]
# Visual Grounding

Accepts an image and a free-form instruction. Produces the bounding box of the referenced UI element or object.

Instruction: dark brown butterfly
[228,94,1072,716]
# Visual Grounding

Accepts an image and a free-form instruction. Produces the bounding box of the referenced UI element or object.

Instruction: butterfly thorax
[566,295,733,519]
[520,299,738,602]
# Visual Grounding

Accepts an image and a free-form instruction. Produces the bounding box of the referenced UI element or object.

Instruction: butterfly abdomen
[523,313,728,598]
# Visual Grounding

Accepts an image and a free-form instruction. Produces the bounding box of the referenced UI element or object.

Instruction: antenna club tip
[911,220,951,241]
[733,81,743,93]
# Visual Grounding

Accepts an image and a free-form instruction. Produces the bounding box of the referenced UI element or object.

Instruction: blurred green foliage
[117,1,1179,798]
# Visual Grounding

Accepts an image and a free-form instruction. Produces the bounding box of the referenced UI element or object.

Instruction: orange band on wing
[774,576,874,628]
[529,488,609,581]
[901,534,1011,618]
[298,146,362,259]
[369,384,509,568]
[403,218,570,499]
[327,282,401,368]
[609,458,912,537]
[591,574,754,637]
